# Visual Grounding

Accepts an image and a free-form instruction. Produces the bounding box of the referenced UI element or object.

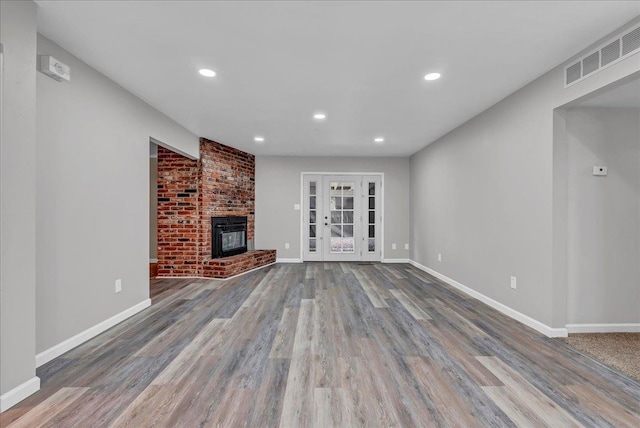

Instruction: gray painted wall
[150,156,158,260]
[0,0,38,397]
[565,107,640,324]
[255,156,410,260]
[36,35,198,353]
[410,18,640,328]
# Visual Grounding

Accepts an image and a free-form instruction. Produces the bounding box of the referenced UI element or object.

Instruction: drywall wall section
[150,155,158,260]
[0,0,39,405]
[565,107,640,325]
[410,18,640,330]
[36,34,199,354]
[255,156,410,261]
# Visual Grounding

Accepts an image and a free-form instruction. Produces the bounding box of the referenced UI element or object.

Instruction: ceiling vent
[565,23,640,88]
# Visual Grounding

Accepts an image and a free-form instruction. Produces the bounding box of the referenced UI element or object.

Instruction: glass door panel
[303,175,323,261]
[323,177,362,261]
[362,175,382,261]
[328,181,356,254]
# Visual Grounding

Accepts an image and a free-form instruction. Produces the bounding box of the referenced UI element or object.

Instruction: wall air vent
[582,51,600,76]
[600,40,621,67]
[565,23,640,88]
[566,62,582,85]
[622,26,640,56]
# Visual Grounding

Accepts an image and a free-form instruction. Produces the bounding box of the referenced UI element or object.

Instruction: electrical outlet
[392,243,397,250]
[285,243,290,249]
[115,279,122,293]
[438,253,442,262]
[404,243,409,250]
[592,166,607,176]
[510,276,517,289]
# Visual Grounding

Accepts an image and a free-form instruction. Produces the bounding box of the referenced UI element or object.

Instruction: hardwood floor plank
[269,307,299,359]
[390,288,432,320]
[152,318,227,385]
[428,298,489,339]
[481,386,548,428]
[247,358,290,428]
[425,320,503,386]
[5,263,638,427]
[6,387,88,428]
[351,269,388,308]
[313,287,339,388]
[313,388,334,428]
[563,384,640,428]
[209,387,254,427]
[279,299,316,428]
[406,356,481,427]
[477,356,584,427]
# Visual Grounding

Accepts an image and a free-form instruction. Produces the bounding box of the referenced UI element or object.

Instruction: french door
[303,174,382,262]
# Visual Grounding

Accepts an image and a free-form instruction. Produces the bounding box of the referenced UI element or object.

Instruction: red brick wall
[156,146,200,276]
[199,137,255,266]
[156,139,256,277]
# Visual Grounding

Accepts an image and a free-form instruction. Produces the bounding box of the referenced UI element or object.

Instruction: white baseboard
[382,258,410,264]
[408,260,568,338]
[35,299,151,368]
[276,258,303,263]
[566,323,640,334]
[0,376,40,412]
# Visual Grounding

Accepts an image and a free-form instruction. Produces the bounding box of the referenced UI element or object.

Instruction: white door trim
[300,172,384,262]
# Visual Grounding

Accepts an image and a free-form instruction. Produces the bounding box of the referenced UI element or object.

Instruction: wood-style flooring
[2,263,639,427]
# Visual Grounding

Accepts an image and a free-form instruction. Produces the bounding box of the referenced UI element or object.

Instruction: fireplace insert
[211,216,247,258]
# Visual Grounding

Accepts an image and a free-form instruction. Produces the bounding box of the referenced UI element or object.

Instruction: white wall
[255,156,410,261]
[565,107,640,325]
[150,156,158,260]
[410,18,640,330]
[0,0,38,402]
[36,35,198,354]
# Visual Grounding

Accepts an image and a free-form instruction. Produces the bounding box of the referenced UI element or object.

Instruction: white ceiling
[35,1,640,157]
[577,78,640,108]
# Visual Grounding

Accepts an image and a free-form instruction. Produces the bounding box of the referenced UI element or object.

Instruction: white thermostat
[39,55,70,82]
[592,166,607,176]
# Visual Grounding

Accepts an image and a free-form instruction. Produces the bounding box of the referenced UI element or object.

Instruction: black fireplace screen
[212,216,247,258]
[222,230,245,252]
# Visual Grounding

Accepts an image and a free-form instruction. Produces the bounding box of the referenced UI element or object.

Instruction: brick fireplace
[157,138,275,278]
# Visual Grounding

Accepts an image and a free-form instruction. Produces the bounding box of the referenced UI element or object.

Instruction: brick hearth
[203,250,276,279]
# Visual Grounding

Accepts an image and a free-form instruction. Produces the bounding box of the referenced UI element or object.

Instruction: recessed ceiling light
[424,72,441,81]
[254,136,265,143]
[374,137,385,144]
[199,69,216,77]
[313,113,326,120]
